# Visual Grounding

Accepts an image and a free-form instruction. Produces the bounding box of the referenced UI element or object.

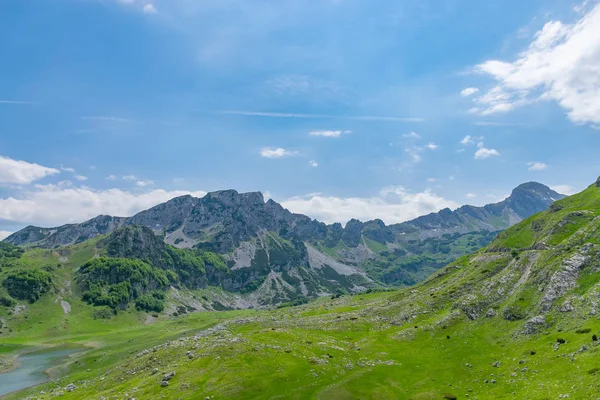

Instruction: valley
[0,180,599,399]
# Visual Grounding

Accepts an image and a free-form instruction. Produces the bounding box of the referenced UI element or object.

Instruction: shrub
[0,295,16,307]
[135,291,166,312]
[575,328,592,334]
[92,306,115,320]
[3,269,53,303]
[0,243,24,260]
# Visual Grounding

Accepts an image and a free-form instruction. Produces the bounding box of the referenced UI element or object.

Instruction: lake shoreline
[0,345,89,397]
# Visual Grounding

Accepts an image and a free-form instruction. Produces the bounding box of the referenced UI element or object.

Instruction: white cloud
[470,4,600,125]
[460,136,500,159]
[136,180,155,187]
[425,142,438,150]
[106,175,117,181]
[0,231,13,240]
[528,162,548,171]
[75,175,88,181]
[404,147,422,163]
[259,147,297,158]
[466,193,477,199]
[427,178,436,182]
[60,166,76,173]
[281,187,459,225]
[461,87,479,97]
[550,184,576,195]
[402,132,421,139]
[0,185,207,226]
[309,160,319,167]
[215,110,425,122]
[474,146,501,159]
[122,175,137,181]
[309,130,351,138]
[143,4,157,14]
[0,156,59,184]
[460,135,483,145]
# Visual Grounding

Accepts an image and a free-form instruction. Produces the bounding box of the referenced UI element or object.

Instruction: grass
[5,290,600,399]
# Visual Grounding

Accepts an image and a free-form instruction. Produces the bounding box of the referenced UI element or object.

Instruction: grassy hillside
[2,183,600,399]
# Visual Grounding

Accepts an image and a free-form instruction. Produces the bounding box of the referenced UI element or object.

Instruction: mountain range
[2,182,564,308]
[2,178,600,399]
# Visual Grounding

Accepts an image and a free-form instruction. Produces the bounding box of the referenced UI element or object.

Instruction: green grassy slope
[3,183,600,399]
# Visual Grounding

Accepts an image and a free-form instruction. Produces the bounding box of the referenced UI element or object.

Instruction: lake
[0,347,82,397]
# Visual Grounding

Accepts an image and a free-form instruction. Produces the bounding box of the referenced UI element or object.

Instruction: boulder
[523,316,546,334]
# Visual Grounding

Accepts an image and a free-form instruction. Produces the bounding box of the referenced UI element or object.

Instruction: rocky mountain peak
[205,190,265,207]
[596,176,600,187]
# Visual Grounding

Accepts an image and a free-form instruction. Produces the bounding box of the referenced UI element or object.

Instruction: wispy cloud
[143,4,157,14]
[80,116,136,123]
[460,135,483,145]
[136,180,155,187]
[0,100,36,105]
[309,130,351,138]
[60,166,76,173]
[259,147,298,158]
[309,160,319,167]
[472,121,529,127]
[213,110,425,122]
[528,162,548,171]
[460,87,479,97]
[402,132,421,139]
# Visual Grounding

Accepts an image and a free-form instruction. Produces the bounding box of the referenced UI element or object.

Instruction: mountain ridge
[2,182,565,295]
[4,181,563,250]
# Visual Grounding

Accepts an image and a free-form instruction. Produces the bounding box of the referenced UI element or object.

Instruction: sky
[1,0,600,238]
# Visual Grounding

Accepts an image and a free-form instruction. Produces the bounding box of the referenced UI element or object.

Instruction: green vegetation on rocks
[3,269,53,303]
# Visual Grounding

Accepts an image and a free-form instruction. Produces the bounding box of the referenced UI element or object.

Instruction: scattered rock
[65,383,77,392]
[163,372,176,381]
[523,316,546,334]
[486,309,496,318]
[161,381,169,387]
[151,368,158,375]
[493,361,501,368]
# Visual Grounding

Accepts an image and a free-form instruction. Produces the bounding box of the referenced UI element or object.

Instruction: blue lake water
[0,348,81,397]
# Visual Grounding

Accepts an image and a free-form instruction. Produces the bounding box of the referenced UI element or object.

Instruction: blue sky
[1,0,600,237]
